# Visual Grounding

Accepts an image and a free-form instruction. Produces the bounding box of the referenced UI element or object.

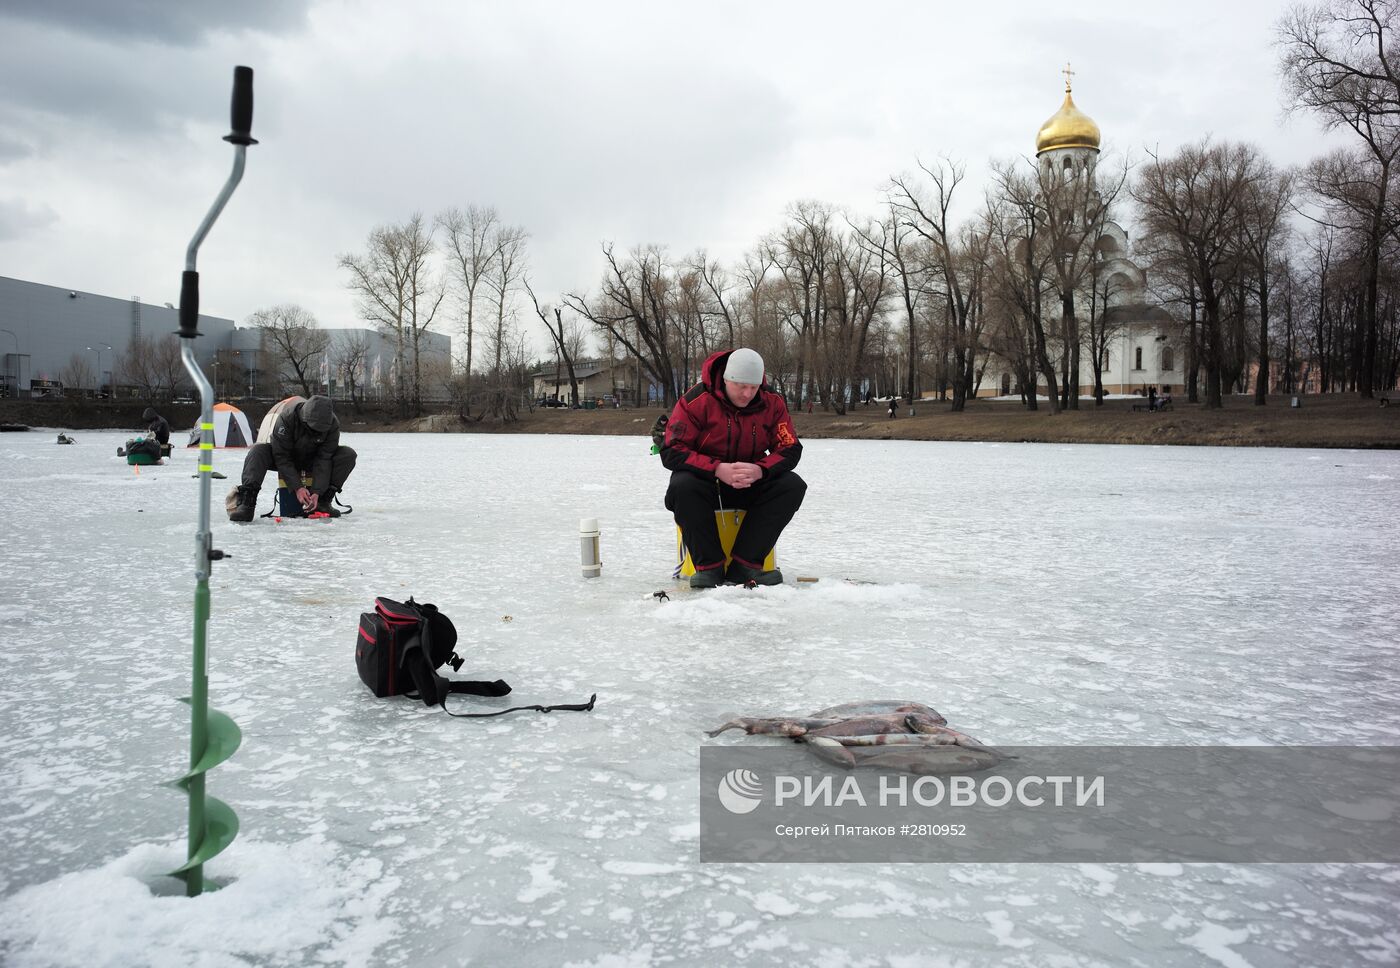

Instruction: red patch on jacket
[775,422,795,447]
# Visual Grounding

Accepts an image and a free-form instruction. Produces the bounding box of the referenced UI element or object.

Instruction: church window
[1134,346,1143,371]
[1001,372,1011,396]
[1162,346,1175,371]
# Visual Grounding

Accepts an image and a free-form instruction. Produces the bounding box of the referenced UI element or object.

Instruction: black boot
[229,485,259,523]
[725,561,783,586]
[317,488,342,518]
[689,566,725,590]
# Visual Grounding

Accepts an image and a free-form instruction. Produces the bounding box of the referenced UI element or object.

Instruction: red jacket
[661,350,802,480]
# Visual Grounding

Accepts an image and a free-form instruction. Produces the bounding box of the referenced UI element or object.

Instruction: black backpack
[355,596,595,718]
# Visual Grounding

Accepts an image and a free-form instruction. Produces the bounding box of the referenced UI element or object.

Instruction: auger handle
[224,66,257,147]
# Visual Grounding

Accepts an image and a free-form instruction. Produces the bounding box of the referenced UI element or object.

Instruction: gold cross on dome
[1063,62,1075,92]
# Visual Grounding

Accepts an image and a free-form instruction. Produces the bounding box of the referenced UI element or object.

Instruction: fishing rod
[171,65,257,898]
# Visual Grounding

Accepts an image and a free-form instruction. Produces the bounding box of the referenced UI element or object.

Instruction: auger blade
[169,795,240,877]
[175,699,242,779]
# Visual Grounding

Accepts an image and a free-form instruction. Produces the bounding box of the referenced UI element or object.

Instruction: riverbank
[2,393,1396,448]
[388,393,1400,449]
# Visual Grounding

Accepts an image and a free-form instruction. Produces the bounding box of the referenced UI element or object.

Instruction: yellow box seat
[676,509,777,577]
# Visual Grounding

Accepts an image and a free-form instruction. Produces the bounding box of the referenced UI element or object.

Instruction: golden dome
[1035,88,1100,155]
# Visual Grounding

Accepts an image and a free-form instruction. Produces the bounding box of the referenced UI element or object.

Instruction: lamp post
[87,343,111,396]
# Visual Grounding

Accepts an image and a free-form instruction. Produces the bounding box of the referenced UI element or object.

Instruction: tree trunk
[1254,267,1269,405]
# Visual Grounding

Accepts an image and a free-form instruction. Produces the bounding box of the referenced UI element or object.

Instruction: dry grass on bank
[4,393,1397,449]
[396,393,1400,450]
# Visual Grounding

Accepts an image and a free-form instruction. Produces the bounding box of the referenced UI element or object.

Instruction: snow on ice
[1,429,1398,966]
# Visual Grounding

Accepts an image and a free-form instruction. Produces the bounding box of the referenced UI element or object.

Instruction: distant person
[1148,387,1158,411]
[661,348,804,589]
[888,396,898,419]
[143,407,171,446]
[227,395,356,522]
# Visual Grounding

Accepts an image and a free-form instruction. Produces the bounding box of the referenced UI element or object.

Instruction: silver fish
[803,713,950,738]
[705,717,845,738]
[707,701,948,739]
[809,701,947,724]
[805,736,1006,774]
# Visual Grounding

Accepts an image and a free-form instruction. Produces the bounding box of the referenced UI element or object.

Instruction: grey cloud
[0,18,254,143]
[0,199,58,241]
[0,0,310,46]
[0,128,37,164]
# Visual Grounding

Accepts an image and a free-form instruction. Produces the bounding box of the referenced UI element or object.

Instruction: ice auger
[171,66,257,897]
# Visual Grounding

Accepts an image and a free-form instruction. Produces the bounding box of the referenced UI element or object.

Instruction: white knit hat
[725,348,764,385]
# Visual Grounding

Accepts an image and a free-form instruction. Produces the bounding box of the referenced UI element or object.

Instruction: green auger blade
[174,699,242,780]
[169,698,241,884]
[170,795,239,878]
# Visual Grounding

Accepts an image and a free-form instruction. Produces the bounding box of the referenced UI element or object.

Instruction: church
[976,73,1178,399]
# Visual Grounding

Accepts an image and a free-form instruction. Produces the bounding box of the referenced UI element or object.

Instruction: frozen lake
[1,428,1398,967]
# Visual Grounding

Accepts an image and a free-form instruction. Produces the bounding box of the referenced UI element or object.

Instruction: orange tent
[186,402,254,448]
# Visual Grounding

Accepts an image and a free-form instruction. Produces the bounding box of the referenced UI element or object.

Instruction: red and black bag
[355,596,595,718]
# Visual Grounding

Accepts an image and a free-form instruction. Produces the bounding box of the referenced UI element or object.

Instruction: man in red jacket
[661,348,805,588]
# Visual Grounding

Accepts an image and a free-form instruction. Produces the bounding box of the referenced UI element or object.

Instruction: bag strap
[444,679,511,697]
[403,647,442,706]
[441,693,597,719]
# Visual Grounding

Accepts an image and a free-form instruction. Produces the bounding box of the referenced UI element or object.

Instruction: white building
[976,76,1180,398]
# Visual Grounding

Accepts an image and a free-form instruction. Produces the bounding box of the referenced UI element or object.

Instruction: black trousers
[666,470,806,570]
[240,442,357,493]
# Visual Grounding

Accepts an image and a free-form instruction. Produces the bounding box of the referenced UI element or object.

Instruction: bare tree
[885,205,935,400]
[1084,265,1133,404]
[564,243,685,406]
[1239,163,1296,403]
[340,214,445,415]
[250,304,329,397]
[526,281,585,406]
[1133,140,1262,408]
[60,353,95,396]
[437,205,502,413]
[1036,152,1130,409]
[118,335,160,400]
[154,335,189,401]
[888,158,983,410]
[694,252,737,347]
[334,330,372,412]
[825,215,894,413]
[484,223,528,374]
[770,201,837,408]
[987,162,1062,411]
[1278,0,1400,396]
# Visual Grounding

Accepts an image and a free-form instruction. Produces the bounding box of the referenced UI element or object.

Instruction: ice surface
[1,430,1398,966]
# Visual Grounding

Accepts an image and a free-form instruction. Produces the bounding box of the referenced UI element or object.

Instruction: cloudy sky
[0,0,1337,357]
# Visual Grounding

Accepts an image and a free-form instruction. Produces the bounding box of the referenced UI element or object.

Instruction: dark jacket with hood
[143,408,171,445]
[269,400,340,495]
[661,349,801,481]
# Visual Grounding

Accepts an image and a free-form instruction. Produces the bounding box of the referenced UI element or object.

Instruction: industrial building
[0,275,450,401]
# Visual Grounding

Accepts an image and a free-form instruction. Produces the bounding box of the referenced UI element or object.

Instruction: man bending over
[228,395,355,522]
